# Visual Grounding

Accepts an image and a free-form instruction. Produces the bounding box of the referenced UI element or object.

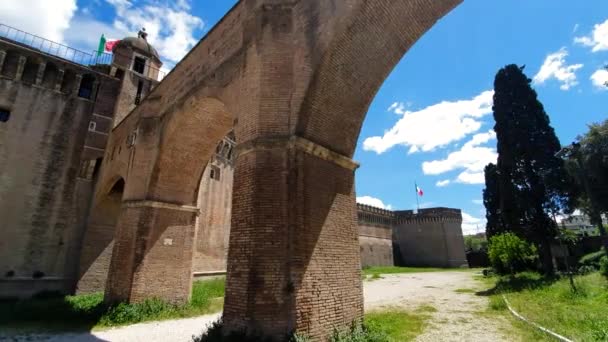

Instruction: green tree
[484,64,571,275]
[562,120,608,250]
[488,232,537,275]
[483,164,503,237]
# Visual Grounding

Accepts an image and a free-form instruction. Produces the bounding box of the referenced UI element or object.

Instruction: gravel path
[365,271,516,342]
[2,271,516,342]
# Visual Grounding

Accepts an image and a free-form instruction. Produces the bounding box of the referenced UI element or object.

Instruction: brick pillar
[55,69,65,91]
[35,61,46,85]
[15,56,26,81]
[104,200,198,304]
[223,136,363,340]
[0,50,6,73]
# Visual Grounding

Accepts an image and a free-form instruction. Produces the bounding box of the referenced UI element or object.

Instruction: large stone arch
[94,0,462,339]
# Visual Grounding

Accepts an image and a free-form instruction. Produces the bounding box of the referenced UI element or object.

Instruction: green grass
[364,307,433,341]
[362,266,472,276]
[481,272,608,341]
[0,278,225,332]
[454,288,476,293]
[195,307,433,342]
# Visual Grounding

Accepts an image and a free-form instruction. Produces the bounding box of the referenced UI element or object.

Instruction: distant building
[561,214,606,237]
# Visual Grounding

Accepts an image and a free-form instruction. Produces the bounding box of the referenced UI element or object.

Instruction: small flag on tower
[416,184,423,196]
[97,34,120,56]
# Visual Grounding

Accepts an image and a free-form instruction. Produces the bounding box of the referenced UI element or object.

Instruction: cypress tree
[485,64,570,275]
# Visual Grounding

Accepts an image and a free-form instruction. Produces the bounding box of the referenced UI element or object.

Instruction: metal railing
[0,23,166,80]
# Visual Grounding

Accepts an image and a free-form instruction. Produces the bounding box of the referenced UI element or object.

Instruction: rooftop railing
[0,23,166,80]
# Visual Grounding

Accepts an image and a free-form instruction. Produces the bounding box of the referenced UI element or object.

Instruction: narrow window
[0,109,10,122]
[88,121,96,132]
[78,75,95,99]
[133,56,146,74]
[115,68,125,80]
[134,80,143,105]
[210,165,221,181]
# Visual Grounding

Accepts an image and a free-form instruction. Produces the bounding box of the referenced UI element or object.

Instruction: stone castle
[0,25,467,299]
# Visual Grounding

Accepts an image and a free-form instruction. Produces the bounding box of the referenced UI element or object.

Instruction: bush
[579,250,606,270]
[488,233,537,275]
[600,256,608,281]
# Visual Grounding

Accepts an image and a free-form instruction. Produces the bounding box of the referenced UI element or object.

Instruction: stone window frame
[88,121,97,132]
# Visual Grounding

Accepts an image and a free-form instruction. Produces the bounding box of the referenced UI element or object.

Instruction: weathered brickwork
[0,37,120,297]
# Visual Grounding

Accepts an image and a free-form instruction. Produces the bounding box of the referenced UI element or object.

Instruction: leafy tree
[483,164,502,236]
[484,64,572,275]
[561,120,608,250]
[464,235,488,253]
[488,232,537,275]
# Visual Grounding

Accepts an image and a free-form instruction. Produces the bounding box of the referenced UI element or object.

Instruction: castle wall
[193,138,235,274]
[357,205,394,267]
[393,208,467,268]
[0,38,120,297]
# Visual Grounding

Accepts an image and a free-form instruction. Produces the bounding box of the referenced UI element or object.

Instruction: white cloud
[472,199,484,205]
[356,196,392,210]
[0,0,77,42]
[422,130,497,185]
[574,19,608,52]
[105,0,204,63]
[462,212,485,235]
[532,48,583,91]
[363,90,494,154]
[436,179,451,187]
[590,68,608,90]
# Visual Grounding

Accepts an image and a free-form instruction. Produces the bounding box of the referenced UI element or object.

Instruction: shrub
[579,250,606,270]
[600,256,608,281]
[488,233,537,275]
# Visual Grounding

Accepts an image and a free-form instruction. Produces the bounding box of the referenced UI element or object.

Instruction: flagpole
[415,181,420,213]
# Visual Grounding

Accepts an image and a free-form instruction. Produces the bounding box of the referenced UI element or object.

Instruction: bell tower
[109,29,163,127]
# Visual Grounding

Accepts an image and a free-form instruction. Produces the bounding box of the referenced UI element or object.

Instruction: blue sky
[1,0,607,234]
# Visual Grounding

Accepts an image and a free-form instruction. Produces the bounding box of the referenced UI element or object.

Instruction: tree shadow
[475,273,558,296]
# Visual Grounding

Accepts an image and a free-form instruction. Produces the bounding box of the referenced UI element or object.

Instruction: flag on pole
[97,34,120,56]
[416,184,424,196]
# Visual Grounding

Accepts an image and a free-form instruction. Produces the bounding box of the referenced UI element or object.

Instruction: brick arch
[296,0,461,157]
[146,97,233,205]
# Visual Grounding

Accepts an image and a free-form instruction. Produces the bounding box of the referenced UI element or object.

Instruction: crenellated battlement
[356,203,462,226]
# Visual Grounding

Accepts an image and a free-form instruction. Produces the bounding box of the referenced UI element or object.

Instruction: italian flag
[97,34,120,56]
[416,184,424,196]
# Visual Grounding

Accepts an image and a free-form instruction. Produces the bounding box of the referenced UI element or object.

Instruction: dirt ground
[1,271,518,342]
[365,271,517,342]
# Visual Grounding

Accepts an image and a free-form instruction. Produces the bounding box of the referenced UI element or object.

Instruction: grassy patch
[362,266,472,276]
[364,308,431,341]
[195,308,432,342]
[0,278,225,332]
[481,272,608,341]
[454,288,476,293]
